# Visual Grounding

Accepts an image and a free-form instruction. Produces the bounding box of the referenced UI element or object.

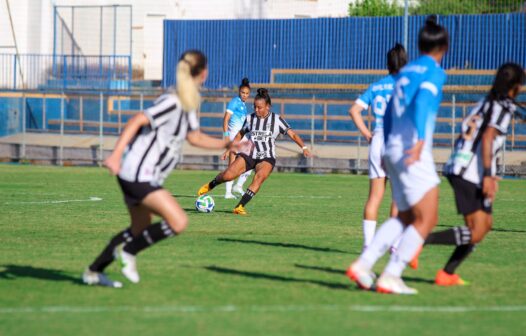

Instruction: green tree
[411,0,525,15]
[348,0,404,17]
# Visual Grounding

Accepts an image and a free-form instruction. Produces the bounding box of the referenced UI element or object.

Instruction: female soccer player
[198,88,312,215]
[422,63,525,286]
[223,78,252,199]
[347,17,449,294]
[349,43,407,250]
[83,50,234,287]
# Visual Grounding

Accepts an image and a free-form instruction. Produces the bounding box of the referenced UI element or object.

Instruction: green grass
[0,165,525,335]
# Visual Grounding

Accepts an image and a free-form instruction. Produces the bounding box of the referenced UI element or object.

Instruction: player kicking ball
[198,88,312,215]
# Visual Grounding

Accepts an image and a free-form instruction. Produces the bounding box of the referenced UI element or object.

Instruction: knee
[165,213,188,234]
[471,222,492,244]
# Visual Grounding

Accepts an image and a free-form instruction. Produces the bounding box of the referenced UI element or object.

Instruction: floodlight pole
[403,0,409,49]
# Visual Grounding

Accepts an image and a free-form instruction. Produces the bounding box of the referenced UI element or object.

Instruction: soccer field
[0,165,525,335]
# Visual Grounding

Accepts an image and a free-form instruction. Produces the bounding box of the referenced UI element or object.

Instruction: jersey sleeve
[488,102,512,134]
[278,116,291,135]
[144,95,178,130]
[355,85,374,109]
[226,98,238,115]
[187,110,200,132]
[413,71,446,140]
[241,115,251,134]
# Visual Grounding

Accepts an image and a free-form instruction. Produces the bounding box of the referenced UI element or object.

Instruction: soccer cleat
[224,192,237,199]
[232,185,245,196]
[114,246,140,284]
[434,269,469,286]
[409,245,423,270]
[82,269,123,288]
[233,204,247,215]
[346,261,376,290]
[198,183,210,196]
[376,273,418,295]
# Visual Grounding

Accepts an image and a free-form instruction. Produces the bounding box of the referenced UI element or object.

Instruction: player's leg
[378,186,439,294]
[84,204,151,287]
[224,151,238,199]
[362,177,386,249]
[198,155,247,195]
[233,160,273,215]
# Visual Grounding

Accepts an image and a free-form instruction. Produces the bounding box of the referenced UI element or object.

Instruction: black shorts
[237,153,276,171]
[447,175,492,215]
[117,177,162,207]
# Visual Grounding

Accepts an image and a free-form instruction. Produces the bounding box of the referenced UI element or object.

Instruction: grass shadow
[218,238,353,254]
[204,265,354,291]
[294,264,344,275]
[0,264,83,285]
[436,224,526,234]
[183,207,234,214]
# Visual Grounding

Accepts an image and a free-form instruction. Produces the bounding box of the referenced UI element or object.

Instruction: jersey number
[393,77,410,117]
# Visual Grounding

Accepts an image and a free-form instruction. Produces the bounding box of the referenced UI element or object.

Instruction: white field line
[4,197,103,205]
[0,304,525,315]
[204,194,342,199]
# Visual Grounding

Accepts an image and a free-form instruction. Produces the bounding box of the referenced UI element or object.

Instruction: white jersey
[119,93,199,186]
[444,98,515,186]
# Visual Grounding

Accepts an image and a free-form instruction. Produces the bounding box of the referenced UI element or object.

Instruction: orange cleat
[197,183,210,196]
[233,204,248,215]
[435,269,468,286]
[409,245,423,270]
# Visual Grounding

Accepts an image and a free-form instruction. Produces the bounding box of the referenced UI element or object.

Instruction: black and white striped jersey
[119,93,199,186]
[241,112,291,160]
[444,97,515,186]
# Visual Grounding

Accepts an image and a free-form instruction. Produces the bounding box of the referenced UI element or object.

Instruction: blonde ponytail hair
[175,50,207,112]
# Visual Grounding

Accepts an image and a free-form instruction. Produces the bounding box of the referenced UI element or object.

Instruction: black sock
[237,189,255,207]
[208,175,222,190]
[444,244,475,275]
[89,228,133,272]
[425,226,472,246]
[123,221,177,255]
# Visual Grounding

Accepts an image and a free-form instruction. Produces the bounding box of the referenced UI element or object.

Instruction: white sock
[359,217,404,270]
[362,219,377,248]
[384,225,424,278]
[225,181,233,194]
[391,236,402,252]
[235,170,252,188]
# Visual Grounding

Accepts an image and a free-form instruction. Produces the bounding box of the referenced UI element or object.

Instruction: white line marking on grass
[195,194,342,199]
[4,196,103,205]
[1,304,525,314]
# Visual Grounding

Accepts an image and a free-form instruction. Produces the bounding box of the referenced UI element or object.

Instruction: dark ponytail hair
[387,43,408,74]
[489,63,525,101]
[240,77,251,90]
[254,88,271,106]
[418,15,449,53]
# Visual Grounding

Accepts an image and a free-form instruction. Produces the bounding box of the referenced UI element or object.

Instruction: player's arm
[104,112,150,175]
[187,130,231,150]
[481,126,500,201]
[349,103,372,143]
[286,129,312,158]
[223,111,232,138]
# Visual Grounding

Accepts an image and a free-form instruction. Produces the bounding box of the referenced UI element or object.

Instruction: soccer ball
[195,195,215,213]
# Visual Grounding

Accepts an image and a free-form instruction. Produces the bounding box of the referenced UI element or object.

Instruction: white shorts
[368,130,386,179]
[383,150,440,211]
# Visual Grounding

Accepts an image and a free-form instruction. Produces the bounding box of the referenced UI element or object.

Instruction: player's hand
[365,133,373,144]
[103,153,121,175]
[404,140,424,166]
[302,147,313,158]
[482,176,500,202]
[221,149,230,161]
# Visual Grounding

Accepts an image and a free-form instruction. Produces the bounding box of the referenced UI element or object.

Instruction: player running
[349,43,407,250]
[82,50,235,287]
[198,88,312,215]
[347,17,449,294]
[421,63,525,286]
[223,78,252,199]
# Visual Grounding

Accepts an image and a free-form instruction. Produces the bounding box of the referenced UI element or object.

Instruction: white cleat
[224,192,237,199]
[114,246,140,283]
[346,261,376,290]
[376,273,418,295]
[82,269,123,288]
[232,185,245,196]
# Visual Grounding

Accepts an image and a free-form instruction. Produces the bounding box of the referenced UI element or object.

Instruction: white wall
[0,0,351,81]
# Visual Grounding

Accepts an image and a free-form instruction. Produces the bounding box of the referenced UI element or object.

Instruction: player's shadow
[218,238,353,254]
[183,207,233,214]
[436,224,526,234]
[0,264,82,284]
[204,265,354,291]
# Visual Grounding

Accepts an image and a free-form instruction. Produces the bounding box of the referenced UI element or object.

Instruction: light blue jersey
[384,55,446,156]
[355,75,395,131]
[226,96,248,132]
